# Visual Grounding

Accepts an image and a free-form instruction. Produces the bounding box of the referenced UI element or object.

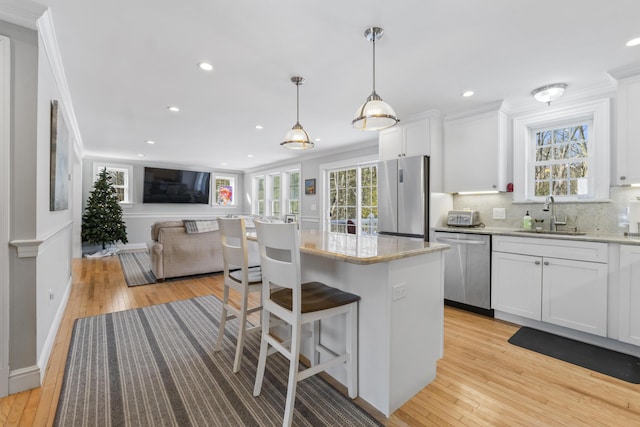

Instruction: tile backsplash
[451,186,640,234]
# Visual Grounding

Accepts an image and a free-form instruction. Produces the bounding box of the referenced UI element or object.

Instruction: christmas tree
[81,168,128,251]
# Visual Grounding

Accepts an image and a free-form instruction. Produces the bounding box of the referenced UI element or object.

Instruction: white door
[541,258,608,337]
[619,245,640,345]
[0,35,11,398]
[491,251,542,320]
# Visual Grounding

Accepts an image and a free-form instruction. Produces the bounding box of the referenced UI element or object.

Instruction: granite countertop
[299,230,448,264]
[433,226,640,245]
[249,229,449,265]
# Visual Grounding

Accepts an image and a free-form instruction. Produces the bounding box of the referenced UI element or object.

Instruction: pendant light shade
[352,27,399,131]
[281,76,314,150]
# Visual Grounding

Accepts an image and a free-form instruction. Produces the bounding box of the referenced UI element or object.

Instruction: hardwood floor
[1,255,640,426]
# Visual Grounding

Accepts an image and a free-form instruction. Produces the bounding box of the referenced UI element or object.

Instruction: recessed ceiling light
[255,125,263,130]
[462,91,474,97]
[146,140,156,145]
[315,138,321,142]
[167,106,180,112]
[626,37,640,47]
[198,62,214,71]
[248,154,254,158]
[221,162,228,166]
[137,153,145,157]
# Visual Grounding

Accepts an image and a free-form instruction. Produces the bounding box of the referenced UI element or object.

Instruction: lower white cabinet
[492,252,542,320]
[492,236,608,337]
[619,245,640,345]
[541,257,607,336]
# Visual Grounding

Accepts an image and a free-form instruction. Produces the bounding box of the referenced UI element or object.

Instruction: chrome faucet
[542,196,566,231]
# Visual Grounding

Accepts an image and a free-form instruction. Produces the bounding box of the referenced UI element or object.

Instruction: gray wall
[5,20,39,375]
[82,157,248,245]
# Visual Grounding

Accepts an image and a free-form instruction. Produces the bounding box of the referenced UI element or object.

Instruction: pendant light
[281,76,314,149]
[352,27,399,131]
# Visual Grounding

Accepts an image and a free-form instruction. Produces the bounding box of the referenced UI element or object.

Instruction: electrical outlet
[49,289,55,300]
[392,283,408,301]
[493,208,506,219]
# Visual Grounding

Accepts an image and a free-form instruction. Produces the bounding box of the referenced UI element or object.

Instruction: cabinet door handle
[621,176,626,180]
[543,261,550,266]
[534,261,541,265]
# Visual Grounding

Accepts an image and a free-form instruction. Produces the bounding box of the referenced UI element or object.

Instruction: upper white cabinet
[615,74,640,185]
[443,102,508,193]
[379,111,443,192]
[619,244,640,345]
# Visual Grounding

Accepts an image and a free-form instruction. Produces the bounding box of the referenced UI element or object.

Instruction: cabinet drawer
[493,236,607,263]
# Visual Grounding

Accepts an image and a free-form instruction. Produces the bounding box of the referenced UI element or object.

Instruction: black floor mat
[508,327,640,384]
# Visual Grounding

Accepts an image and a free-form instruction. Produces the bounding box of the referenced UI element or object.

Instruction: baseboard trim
[117,242,147,251]
[38,274,72,384]
[0,366,8,397]
[9,365,40,394]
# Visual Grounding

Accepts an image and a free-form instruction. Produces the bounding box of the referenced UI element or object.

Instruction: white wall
[244,140,379,231]
[82,157,248,245]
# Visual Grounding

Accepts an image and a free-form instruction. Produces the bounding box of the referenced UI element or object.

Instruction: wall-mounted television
[143,167,211,204]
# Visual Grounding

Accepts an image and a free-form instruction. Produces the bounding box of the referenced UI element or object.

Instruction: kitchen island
[293,230,448,417]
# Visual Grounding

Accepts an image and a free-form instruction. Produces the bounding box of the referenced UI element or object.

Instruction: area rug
[54,295,381,426]
[118,251,157,286]
[509,326,640,384]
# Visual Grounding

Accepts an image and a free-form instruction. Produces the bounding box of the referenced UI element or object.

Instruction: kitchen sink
[516,229,586,236]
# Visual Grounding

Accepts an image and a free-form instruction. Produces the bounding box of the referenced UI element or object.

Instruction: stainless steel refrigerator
[377,155,430,241]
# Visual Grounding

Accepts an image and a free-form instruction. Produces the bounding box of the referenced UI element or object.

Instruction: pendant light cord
[372,34,376,94]
[296,81,300,124]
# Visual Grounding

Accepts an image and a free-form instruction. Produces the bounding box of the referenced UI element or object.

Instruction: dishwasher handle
[436,237,487,245]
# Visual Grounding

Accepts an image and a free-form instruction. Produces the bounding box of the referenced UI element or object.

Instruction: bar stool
[252,221,360,427]
[214,217,262,373]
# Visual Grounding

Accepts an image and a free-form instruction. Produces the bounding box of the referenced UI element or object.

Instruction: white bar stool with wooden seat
[214,217,263,373]
[252,221,360,427]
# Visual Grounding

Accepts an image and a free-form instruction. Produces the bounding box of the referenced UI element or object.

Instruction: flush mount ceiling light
[281,76,314,150]
[531,83,567,105]
[198,62,214,71]
[626,38,640,47]
[352,27,399,131]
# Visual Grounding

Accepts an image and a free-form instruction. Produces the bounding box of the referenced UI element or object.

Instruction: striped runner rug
[118,251,157,286]
[54,295,381,426]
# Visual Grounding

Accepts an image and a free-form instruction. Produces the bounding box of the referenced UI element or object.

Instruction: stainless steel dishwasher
[434,231,493,316]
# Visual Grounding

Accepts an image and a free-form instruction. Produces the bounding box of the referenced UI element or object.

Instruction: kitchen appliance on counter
[447,210,481,227]
[378,155,430,240]
[433,230,493,317]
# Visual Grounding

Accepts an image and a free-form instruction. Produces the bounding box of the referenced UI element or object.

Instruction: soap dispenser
[523,210,532,230]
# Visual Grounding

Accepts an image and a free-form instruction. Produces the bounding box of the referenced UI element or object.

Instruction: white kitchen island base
[296,232,446,417]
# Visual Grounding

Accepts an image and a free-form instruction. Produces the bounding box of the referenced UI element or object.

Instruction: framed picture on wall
[50,100,70,211]
[304,178,316,195]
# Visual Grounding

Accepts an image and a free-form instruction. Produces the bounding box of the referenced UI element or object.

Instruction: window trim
[513,99,610,202]
[248,163,301,218]
[213,174,237,206]
[92,161,133,205]
[320,154,378,234]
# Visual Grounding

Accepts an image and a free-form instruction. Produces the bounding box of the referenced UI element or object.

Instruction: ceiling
[26,0,640,170]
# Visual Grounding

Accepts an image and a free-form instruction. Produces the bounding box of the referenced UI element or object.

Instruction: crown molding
[0,0,46,30]
[36,10,84,160]
[608,62,640,81]
[444,100,506,121]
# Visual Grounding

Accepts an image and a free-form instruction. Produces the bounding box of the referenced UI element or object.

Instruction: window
[214,175,236,205]
[513,99,610,202]
[251,166,300,218]
[93,162,133,204]
[270,174,281,216]
[324,157,378,235]
[532,122,591,198]
[255,176,265,215]
[287,170,300,215]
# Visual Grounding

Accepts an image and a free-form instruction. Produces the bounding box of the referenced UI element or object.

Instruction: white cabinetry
[379,112,443,192]
[619,244,640,345]
[443,101,508,193]
[616,74,640,185]
[492,251,542,320]
[492,236,608,336]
